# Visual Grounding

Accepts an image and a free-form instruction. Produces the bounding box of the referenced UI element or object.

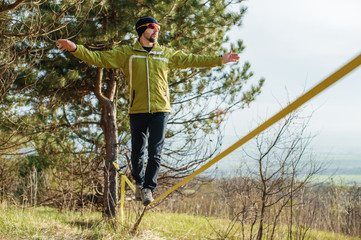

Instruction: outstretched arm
[169,50,240,69]
[56,39,77,52]
[222,51,240,64]
[55,39,125,69]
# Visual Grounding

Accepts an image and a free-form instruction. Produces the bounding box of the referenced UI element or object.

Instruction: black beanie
[136,17,158,38]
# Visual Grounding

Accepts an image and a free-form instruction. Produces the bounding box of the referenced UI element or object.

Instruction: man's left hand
[222,51,240,64]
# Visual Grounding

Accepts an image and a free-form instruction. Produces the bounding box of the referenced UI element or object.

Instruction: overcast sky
[223,0,361,161]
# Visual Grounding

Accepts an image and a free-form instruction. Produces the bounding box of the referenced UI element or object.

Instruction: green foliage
[19,154,51,178]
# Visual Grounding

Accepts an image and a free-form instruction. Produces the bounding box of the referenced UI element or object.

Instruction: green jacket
[71,41,223,114]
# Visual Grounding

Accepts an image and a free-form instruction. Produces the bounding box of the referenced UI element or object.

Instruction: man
[57,17,239,206]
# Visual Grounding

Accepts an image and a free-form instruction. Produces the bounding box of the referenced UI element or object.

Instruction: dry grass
[1,201,360,240]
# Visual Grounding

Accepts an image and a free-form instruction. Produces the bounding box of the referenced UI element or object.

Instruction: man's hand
[222,51,240,64]
[56,39,77,52]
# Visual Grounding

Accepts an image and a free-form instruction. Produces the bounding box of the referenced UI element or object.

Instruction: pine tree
[4,0,264,218]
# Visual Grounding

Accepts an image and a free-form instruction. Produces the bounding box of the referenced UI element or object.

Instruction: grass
[0,203,102,239]
[1,202,360,240]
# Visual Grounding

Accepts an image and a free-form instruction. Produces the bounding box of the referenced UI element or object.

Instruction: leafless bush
[304,183,361,238]
[0,155,22,203]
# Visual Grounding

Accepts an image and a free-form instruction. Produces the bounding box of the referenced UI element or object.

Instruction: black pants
[129,112,169,191]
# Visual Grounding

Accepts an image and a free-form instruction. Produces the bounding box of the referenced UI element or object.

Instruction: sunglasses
[137,23,160,31]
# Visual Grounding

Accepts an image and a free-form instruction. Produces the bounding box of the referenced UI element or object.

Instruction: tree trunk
[95,68,118,218]
[257,196,266,240]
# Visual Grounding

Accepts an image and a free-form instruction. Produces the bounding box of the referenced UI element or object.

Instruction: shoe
[142,188,154,206]
[135,185,143,201]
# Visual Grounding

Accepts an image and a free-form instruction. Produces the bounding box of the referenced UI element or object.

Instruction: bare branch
[0,0,25,13]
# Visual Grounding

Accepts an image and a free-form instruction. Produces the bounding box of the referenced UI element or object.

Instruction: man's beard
[146,34,157,43]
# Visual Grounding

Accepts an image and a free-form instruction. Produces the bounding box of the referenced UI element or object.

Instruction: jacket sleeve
[168,50,223,69]
[71,45,127,69]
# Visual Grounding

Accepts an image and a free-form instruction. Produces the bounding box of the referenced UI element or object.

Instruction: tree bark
[95,67,118,218]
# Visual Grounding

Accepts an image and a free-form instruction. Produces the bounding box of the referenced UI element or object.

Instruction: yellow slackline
[150,52,361,206]
[112,161,135,224]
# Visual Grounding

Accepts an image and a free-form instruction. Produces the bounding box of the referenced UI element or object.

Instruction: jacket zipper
[146,53,151,113]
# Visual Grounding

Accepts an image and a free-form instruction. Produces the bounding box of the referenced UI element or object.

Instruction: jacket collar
[133,41,163,55]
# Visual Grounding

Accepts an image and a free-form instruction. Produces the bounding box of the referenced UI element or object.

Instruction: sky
[221,0,361,165]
